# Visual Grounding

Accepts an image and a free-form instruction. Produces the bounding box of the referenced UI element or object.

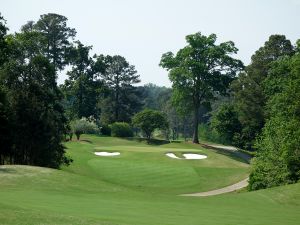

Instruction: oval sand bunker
[94,152,120,156]
[183,153,207,159]
[165,153,207,160]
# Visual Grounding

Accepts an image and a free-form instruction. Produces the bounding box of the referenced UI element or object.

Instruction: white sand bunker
[94,152,120,157]
[165,153,207,160]
[166,153,181,159]
[182,153,207,159]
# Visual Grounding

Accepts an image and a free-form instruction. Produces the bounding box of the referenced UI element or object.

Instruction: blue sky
[2,0,300,86]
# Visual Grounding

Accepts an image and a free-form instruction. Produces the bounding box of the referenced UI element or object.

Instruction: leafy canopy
[160,32,243,143]
[249,52,300,190]
[132,109,168,141]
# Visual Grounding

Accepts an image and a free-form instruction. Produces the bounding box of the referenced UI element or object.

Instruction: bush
[100,124,111,136]
[110,122,133,137]
[198,123,228,144]
[70,118,99,140]
[132,109,169,142]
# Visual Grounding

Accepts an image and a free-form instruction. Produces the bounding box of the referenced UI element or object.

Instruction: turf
[0,134,299,225]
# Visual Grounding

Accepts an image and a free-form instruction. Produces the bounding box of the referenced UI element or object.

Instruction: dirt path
[181,178,249,197]
[181,143,251,197]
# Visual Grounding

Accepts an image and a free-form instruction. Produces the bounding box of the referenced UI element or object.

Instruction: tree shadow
[200,143,252,164]
[0,167,16,174]
[121,137,171,146]
[80,139,93,144]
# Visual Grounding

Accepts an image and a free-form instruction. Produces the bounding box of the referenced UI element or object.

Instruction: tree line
[0,12,299,191]
[201,35,300,190]
[0,13,180,167]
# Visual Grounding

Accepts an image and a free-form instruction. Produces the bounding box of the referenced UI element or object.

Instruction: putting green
[66,137,249,194]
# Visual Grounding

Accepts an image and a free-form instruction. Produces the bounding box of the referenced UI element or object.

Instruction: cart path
[180,143,251,197]
[181,178,249,197]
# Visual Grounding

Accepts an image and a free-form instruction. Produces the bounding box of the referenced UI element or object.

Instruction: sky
[2,0,300,87]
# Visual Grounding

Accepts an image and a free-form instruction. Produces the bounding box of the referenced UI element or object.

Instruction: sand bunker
[166,153,181,159]
[94,152,120,156]
[182,153,207,159]
[165,153,207,160]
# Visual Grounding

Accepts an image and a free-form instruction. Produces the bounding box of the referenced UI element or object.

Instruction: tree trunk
[192,105,199,144]
[115,89,119,121]
[183,117,187,142]
[76,132,80,140]
[115,77,120,122]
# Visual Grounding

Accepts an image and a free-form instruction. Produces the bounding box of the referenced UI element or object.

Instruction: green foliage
[210,103,242,145]
[70,118,99,140]
[138,83,170,110]
[132,109,169,141]
[160,32,243,143]
[110,122,133,137]
[198,123,227,144]
[62,41,104,120]
[0,13,9,67]
[1,53,70,168]
[0,86,12,163]
[231,35,294,150]
[34,13,76,71]
[249,52,300,190]
[0,14,75,167]
[96,55,141,123]
[100,124,111,136]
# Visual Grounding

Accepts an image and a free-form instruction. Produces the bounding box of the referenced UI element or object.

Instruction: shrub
[132,109,169,142]
[100,124,111,136]
[70,118,99,140]
[198,123,227,144]
[110,122,133,137]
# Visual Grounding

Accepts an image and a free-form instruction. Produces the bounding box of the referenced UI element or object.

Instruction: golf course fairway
[0,135,299,225]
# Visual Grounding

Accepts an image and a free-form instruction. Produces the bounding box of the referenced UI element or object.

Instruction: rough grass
[0,134,299,225]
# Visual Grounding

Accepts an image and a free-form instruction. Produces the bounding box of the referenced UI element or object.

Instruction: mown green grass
[0,134,299,225]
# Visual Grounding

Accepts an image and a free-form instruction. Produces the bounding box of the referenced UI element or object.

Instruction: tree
[0,85,12,164]
[70,118,99,140]
[0,29,70,168]
[132,109,169,142]
[138,83,170,110]
[63,41,104,120]
[34,13,76,71]
[210,103,241,145]
[160,32,243,143]
[249,51,300,190]
[0,14,12,164]
[110,122,133,137]
[231,35,294,149]
[96,55,141,122]
[0,13,8,66]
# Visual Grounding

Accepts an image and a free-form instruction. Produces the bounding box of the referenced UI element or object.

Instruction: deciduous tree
[132,109,169,142]
[231,35,294,149]
[160,32,243,143]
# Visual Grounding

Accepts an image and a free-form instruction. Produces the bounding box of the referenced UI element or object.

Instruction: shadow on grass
[0,167,17,174]
[121,137,171,146]
[200,143,252,164]
[80,139,93,144]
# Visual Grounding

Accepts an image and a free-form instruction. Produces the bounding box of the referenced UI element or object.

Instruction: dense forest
[0,13,299,191]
